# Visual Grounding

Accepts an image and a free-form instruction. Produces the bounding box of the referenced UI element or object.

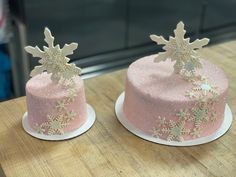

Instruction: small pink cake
[24,27,86,136]
[123,55,228,141]
[26,72,87,135]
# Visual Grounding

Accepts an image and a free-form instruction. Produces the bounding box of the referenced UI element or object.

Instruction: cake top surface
[127,54,228,102]
[26,72,83,99]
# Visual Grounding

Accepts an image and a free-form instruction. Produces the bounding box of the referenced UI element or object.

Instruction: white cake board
[22,104,96,141]
[115,92,233,146]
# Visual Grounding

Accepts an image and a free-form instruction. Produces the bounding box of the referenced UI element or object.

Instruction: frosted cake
[123,22,228,141]
[24,28,87,135]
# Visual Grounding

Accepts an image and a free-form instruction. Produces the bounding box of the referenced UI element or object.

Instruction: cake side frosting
[26,72,87,134]
[123,54,228,141]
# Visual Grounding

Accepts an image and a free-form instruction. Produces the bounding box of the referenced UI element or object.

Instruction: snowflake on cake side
[185,76,218,101]
[150,21,209,76]
[151,100,219,141]
[151,116,190,142]
[33,110,77,135]
[33,85,78,135]
[25,27,81,83]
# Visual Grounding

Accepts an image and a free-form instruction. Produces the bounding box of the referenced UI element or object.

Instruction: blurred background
[0,0,236,101]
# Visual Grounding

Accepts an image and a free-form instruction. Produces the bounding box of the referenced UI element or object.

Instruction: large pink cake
[26,72,87,135]
[123,55,228,141]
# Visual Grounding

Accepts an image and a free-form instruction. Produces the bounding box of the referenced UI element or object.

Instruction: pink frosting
[123,54,228,140]
[26,72,87,134]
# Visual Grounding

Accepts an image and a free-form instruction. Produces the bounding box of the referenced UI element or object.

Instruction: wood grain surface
[0,40,236,177]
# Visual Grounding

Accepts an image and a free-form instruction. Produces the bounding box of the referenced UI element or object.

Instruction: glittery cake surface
[26,72,87,135]
[123,54,228,141]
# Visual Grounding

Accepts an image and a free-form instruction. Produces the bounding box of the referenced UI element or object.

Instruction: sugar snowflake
[25,27,81,83]
[158,116,166,126]
[176,109,190,121]
[185,76,218,101]
[44,115,68,135]
[193,79,218,96]
[190,127,202,138]
[33,114,69,135]
[33,123,46,134]
[66,110,77,121]
[162,120,190,141]
[185,90,197,99]
[151,116,166,138]
[150,21,209,75]
[151,127,162,138]
[190,107,209,127]
[67,87,77,102]
[55,100,68,112]
[152,115,191,141]
[210,112,217,122]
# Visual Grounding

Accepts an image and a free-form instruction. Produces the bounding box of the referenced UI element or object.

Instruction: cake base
[115,92,232,146]
[22,104,96,141]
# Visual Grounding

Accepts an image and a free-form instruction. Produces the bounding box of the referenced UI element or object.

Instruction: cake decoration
[32,84,78,135]
[25,27,81,84]
[33,108,77,135]
[150,74,219,141]
[150,72,219,141]
[56,100,68,111]
[162,119,191,142]
[123,21,228,143]
[147,22,220,141]
[150,21,209,76]
[67,87,77,101]
[176,109,190,120]
[190,127,202,138]
[152,116,191,141]
[192,78,218,97]
[191,107,209,126]
[24,28,88,136]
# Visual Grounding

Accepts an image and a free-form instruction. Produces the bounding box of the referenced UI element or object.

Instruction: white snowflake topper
[150,21,209,75]
[25,27,81,83]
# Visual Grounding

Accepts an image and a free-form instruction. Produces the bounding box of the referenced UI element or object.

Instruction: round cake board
[115,92,233,146]
[22,104,96,141]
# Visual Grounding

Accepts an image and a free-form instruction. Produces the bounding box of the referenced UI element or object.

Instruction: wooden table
[0,41,236,177]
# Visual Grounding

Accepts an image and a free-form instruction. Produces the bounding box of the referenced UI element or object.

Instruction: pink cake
[26,72,87,135]
[123,55,228,141]
[24,27,87,136]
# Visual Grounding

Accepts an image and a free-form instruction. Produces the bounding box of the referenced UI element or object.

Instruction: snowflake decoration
[150,21,209,76]
[158,116,166,126]
[33,123,46,134]
[185,90,197,99]
[152,116,191,141]
[185,76,218,102]
[66,110,77,121]
[55,100,68,112]
[210,112,217,122]
[151,116,166,138]
[192,79,218,97]
[162,120,190,141]
[151,127,162,138]
[198,81,217,96]
[151,116,168,138]
[44,115,68,135]
[25,27,81,83]
[190,127,202,138]
[183,60,196,75]
[190,107,209,127]
[67,87,77,102]
[176,109,190,121]
[34,114,69,135]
